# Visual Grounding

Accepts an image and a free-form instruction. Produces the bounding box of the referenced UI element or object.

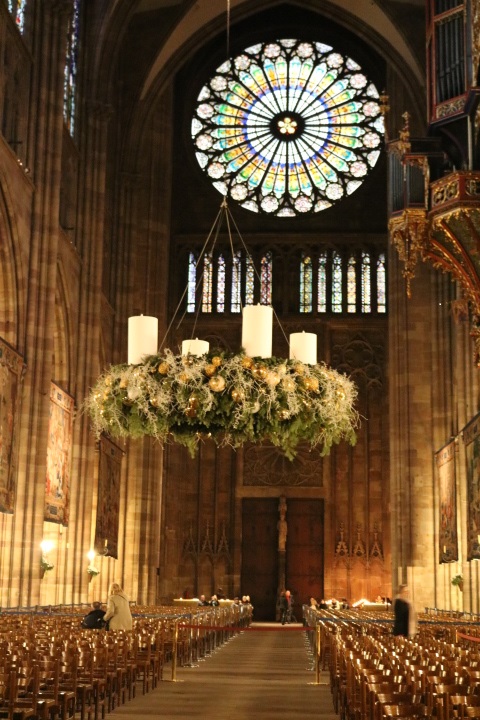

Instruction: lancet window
[64,0,81,135]
[7,0,26,32]
[185,246,386,315]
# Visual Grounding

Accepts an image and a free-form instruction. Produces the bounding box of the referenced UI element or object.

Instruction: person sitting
[198,594,210,606]
[309,597,319,609]
[210,594,219,606]
[81,601,106,629]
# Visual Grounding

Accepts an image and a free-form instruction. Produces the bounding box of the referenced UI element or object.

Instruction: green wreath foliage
[85,350,358,460]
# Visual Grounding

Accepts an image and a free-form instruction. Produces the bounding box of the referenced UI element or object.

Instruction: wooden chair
[380,704,429,718]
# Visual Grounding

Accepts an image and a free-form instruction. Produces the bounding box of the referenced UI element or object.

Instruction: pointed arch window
[64,0,81,136]
[377,253,386,312]
[231,250,242,313]
[202,253,213,313]
[332,252,343,313]
[216,254,226,312]
[260,252,272,305]
[187,252,197,313]
[317,252,327,313]
[245,255,255,305]
[361,252,372,312]
[347,255,357,313]
[8,0,26,32]
[300,254,313,313]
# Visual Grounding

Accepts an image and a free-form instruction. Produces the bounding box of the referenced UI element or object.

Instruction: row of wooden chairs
[0,604,252,720]
[309,608,480,720]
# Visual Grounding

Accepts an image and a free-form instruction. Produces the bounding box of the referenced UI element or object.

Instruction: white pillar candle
[241,304,273,358]
[128,315,158,364]
[181,338,209,356]
[289,331,317,365]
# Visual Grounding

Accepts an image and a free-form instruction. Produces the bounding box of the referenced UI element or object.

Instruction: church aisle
[112,622,337,719]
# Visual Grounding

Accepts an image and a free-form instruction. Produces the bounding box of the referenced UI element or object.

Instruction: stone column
[10,0,72,607]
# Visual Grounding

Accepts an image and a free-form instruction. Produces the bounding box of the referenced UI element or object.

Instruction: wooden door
[241,499,278,621]
[285,499,324,619]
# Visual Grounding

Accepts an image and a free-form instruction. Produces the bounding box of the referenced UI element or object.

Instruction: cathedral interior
[1,0,480,621]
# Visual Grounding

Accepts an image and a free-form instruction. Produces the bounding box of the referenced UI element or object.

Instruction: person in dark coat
[81,601,106,629]
[393,585,417,637]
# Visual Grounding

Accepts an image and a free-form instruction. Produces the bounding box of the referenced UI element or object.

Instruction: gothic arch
[53,262,73,390]
[0,177,23,349]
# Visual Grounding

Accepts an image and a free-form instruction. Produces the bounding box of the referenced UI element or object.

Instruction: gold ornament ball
[205,364,217,377]
[278,409,289,420]
[211,356,222,367]
[252,363,267,380]
[303,377,319,392]
[119,377,128,388]
[231,388,244,403]
[294,363,305,375]
[178,372,190,383]
[209,375,226,392]
[188,394,199,409]
[242,356,254,369]
[151,394,162,408]
[182,355,195,367]
[158,362,169,375]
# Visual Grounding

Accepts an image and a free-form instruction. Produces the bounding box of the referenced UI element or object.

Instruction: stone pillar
[68,99,113,604]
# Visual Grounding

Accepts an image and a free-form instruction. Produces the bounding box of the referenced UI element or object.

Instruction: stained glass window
[217,254,226,312]
[361,252,371,312]
[300,254,313,312]
[64,0,81,136]
[318,252,327,313]
[192,39,384,216]
[7,0,26,32]
[332,252,343,313]
[260,252,272,305]
[202,253,213,312]
[187,252,197,312]
[347,255,356,312]
[377,253,386,312]
[231,250,242,312]
[245,255,255,304]
[186,246,386,314]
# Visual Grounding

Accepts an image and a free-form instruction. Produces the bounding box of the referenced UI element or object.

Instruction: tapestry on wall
[436,439,458,563]
[0,338,26,514]
[463,413,480,561]
[45,383,74,525]
[94,434,123,558]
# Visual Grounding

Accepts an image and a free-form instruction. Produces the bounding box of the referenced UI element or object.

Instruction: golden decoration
[252,363,267,380]
[209,375,226,392]
[205,364,217,377]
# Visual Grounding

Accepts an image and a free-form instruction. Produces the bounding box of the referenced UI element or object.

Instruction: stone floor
[112,622,339,719]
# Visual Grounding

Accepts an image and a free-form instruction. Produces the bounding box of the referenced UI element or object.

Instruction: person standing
[103,582,133,630]
[393,584,417,637]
